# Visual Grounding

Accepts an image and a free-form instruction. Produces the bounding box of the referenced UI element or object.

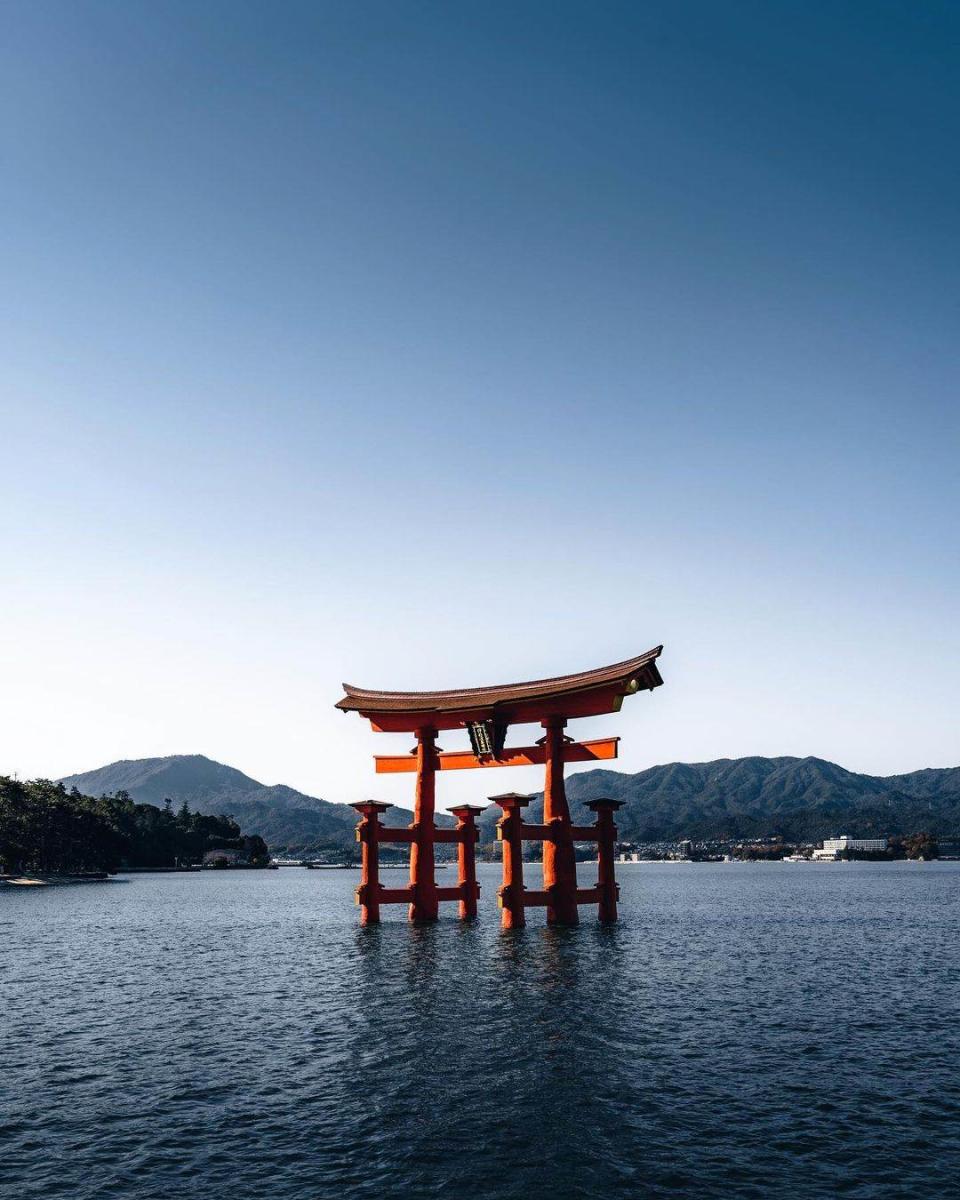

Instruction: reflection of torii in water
[336,646,664,927]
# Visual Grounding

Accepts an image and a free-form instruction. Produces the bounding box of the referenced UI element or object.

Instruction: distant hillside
[478,756,960,843]
[61,753,960,853]
[59,755,386,853]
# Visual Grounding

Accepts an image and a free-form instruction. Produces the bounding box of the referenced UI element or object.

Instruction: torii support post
[352,801,392,926]
[449,805,483,919]
[494,793,530,929]
[587,798,624,924]
[409,727,439,924]
[542,717,579,926]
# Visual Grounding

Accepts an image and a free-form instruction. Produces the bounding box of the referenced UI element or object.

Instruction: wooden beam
[516,823,551,841]
[373,883,477,904]
[433,828,466,844]
[378,827,416,843]
[378,886,414,903]
[435,884,475,902]
[374,736,619,774]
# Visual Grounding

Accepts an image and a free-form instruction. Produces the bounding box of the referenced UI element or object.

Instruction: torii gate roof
[336,646,663,732]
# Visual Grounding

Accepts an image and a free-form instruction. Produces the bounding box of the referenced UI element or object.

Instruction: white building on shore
[812,835,887,860]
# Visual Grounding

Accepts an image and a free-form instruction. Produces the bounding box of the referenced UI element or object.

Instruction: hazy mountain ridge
[502,756,960,843]
[60,753,960,851]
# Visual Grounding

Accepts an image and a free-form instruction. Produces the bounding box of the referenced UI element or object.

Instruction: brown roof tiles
[335,646,663,716]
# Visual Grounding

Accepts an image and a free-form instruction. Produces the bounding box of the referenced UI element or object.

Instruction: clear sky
[2,1,957,809]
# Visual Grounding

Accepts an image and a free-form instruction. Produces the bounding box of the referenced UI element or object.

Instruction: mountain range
[59,753,960,852]
[484,756,960,844]
[58,755,409,854]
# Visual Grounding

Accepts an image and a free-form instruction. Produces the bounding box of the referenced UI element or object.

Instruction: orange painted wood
[514,822,601,842]
[379,886,415,903]
[432,828,467,844]
[520,886,607,906]
[542,718,579,927]
[378,827,416,843]
[352,801,392,925]
[588,799,623,923]
[374,737,619,774]
[450,805,482,919]
[435,884,477,902]
[408,729,439,923]
[368,883,479,905]
[494,794,529,929]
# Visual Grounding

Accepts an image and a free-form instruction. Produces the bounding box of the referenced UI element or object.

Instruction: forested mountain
[478,756,960,844]
[59,755,419,854]
[59,753,960,852]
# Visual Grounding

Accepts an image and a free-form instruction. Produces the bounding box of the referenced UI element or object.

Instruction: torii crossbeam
[335,646,664,926]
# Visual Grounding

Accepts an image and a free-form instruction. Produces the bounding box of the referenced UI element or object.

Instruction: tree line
[0,778,269,875]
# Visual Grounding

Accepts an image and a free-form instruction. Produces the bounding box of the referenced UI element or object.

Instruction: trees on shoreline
[0,778,269,875]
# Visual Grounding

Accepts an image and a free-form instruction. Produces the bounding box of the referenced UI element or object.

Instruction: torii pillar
[542,716,579,926]
[449,804,484,919]
[409,727,439,924]
[494,793,531,929]
[588,798,625,924]
[352,801,391,926]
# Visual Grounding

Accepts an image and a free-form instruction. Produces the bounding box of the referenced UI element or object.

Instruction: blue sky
[2,1,957,806]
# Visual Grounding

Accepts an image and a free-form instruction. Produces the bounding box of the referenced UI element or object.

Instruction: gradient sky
[2,1,957,809]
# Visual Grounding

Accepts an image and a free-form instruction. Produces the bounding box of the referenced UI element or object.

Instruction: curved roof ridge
[336,646,662,713]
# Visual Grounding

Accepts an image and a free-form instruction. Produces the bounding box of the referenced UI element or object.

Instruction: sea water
[3,862,959,1198]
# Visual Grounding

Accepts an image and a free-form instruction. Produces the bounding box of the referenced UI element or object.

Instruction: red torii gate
[336,647,664,926]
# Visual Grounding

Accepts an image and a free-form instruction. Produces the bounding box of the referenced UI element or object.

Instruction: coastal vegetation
[0,778,269,876]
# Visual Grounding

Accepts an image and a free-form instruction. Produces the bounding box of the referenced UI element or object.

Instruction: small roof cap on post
[351,800,393,814]
[448,804,488,816]
[586,797,626,811]
[489,792,534,808]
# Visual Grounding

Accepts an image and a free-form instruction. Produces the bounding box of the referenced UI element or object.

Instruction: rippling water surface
[4,862,960,1198]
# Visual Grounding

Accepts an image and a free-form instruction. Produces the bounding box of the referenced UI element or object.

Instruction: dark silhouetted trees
[0,778,270,875]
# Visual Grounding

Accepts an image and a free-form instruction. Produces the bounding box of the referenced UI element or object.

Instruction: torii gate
[336,646,664,926]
